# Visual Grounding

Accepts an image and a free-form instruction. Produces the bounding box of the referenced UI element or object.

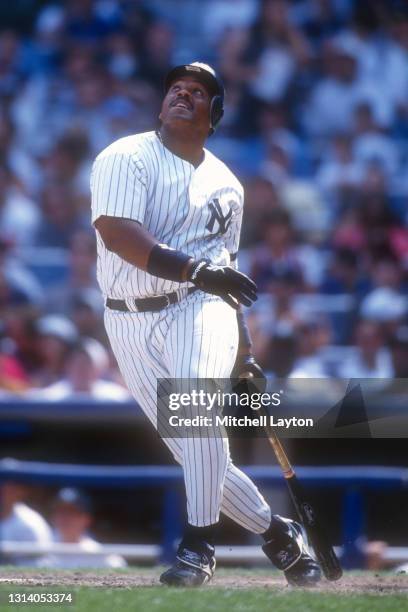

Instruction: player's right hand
[188,260,258,309]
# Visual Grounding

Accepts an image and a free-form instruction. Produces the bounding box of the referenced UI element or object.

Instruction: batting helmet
[164,62,224,135]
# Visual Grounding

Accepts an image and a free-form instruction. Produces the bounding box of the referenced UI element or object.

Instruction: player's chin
[166,107,194,122]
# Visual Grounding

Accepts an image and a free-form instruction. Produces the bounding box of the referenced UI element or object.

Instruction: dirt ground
[0,569,407,594]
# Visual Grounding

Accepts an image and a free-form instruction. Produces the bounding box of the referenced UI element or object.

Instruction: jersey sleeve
[225,189,244,270]
[90,153,148,225]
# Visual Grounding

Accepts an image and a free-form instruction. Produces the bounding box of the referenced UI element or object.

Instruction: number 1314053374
[5,592,74,605]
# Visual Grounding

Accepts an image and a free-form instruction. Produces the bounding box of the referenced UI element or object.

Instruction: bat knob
[239,372,254,380]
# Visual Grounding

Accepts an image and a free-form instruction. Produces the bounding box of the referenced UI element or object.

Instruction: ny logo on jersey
[206,198,232,235]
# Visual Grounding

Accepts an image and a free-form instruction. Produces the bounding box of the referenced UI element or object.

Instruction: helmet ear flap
[209,95,224,135]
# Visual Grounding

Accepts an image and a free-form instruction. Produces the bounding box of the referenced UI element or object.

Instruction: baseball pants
[104,289,271,532]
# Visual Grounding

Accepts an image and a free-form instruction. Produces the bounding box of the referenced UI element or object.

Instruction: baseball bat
[237,372,342,581]
[264,420,343,581]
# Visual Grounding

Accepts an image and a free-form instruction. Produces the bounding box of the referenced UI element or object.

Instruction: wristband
[189,260,208,281]
[147,244,192,282]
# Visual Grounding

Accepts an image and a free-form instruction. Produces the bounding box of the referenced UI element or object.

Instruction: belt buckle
[150,294,171,312]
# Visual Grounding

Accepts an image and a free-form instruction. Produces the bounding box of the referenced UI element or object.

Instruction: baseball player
[90,62,321,587]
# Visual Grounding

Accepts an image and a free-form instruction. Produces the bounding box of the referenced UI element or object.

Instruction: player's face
[52,504,91,541]
[159,77,211,136]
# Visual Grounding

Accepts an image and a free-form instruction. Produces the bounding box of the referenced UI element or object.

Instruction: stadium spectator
[0,337,29,393]
[33,315,78,388]
[319,248,370,343]
[39,128,92,208]
[48,487,126,568]
[34,183,83,248]
[222,0,311,103]
[0,267,35,314]
[202,0,257,46]
[261,132,297,187]
[30,4,65,75]
[0,29,25,97]
[63,0,121,43]
[320,248,370,299]
[71,68,117,155]
[247,209,303,289]
[274,173,327,239]
[256,101,298,150]
[337,1,408,111]
[70,289,106,344]
[333,0,382,83]
[0,110,40,195]
[352,103,399,180]
[263,329,297,378]
[270,265,302,321]
[47,230,98,314]
[2,306,43,382]
[247,263,303,365]
[359,253,407,340]
[337,320,394,378]
[0,164,40,247]
[332,207,366,253]
[29,338,129,401]
[316,134,364,210]
[138,21,175,91]
[369,255,405,293]
[333,172,401,263]
[291,0,349,43]
[303,37,394,137]
[360,287,407,342]
[289,317,332,377]
[247,208,322,290]
[240,175,281,246]
[0,480,52,566]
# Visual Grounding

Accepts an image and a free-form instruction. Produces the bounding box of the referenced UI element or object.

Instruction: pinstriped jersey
[90,131,244,299]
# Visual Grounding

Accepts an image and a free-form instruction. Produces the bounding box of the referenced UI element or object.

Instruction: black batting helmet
[164,62,224,135]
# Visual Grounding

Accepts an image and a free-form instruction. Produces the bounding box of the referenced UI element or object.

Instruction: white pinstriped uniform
[91,131,271,531]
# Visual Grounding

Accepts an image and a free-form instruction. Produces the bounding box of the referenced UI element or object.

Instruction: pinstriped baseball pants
[104,290,271,532]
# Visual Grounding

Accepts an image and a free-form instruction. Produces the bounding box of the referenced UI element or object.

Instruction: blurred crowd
[1,0,408,393]
[0,480,126,567]
[1,478,406,571]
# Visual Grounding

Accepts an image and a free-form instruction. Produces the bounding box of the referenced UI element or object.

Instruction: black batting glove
[188,260,258,309]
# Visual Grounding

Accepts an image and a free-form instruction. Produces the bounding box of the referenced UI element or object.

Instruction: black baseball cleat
[160,542,216,587]
[262,515,321,587]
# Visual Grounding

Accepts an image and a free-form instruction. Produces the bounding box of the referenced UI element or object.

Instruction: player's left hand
[231,352,267,393]
[188,261,257,309]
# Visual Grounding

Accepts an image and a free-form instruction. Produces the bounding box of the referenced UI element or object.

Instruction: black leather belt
[106,287,197,313]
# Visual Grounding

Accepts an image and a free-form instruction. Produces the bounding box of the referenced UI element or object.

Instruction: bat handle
[264,418,295,478]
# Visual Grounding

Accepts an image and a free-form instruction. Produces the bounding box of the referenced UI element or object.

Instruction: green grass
[0,585,407,612]
[0,569,407,612]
